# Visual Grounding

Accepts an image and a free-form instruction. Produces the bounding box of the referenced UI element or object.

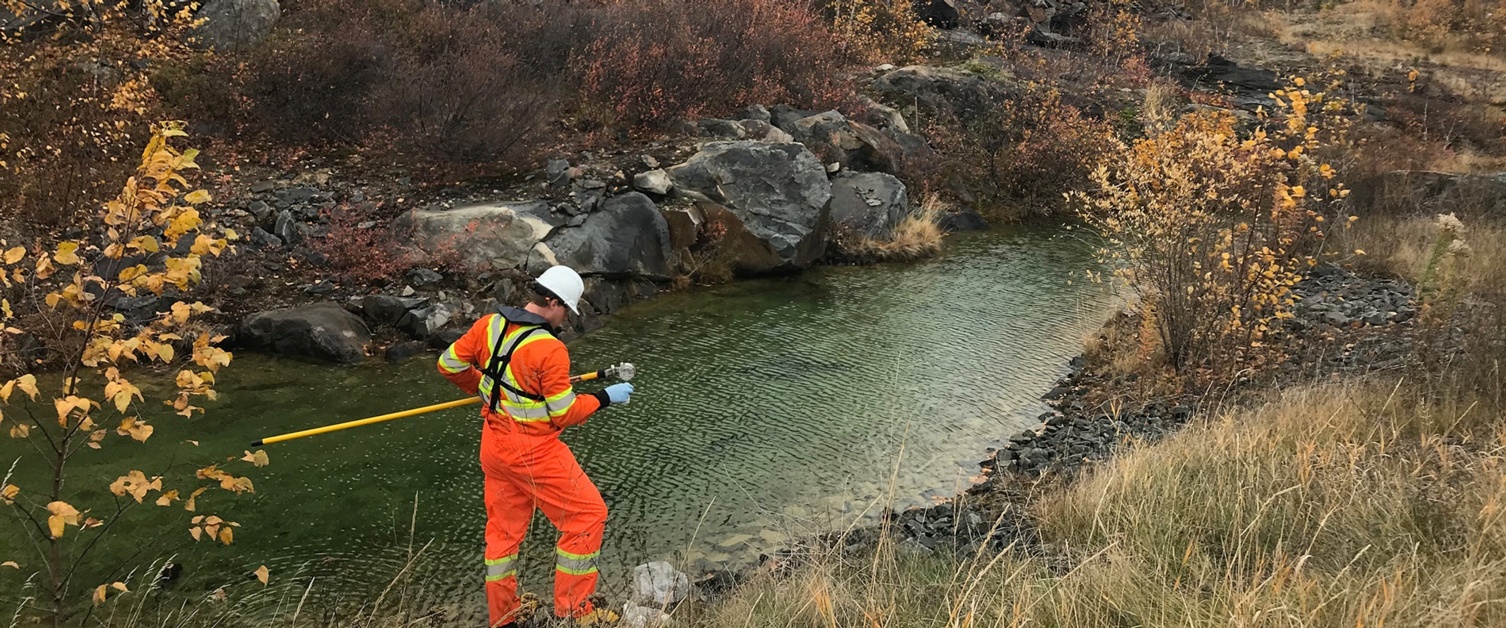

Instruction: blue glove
[605,383,634,405]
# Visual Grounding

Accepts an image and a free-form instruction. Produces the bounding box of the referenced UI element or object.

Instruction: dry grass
[696,375,1506,627]
[839,195,947,263]
[1346,214,1506,290]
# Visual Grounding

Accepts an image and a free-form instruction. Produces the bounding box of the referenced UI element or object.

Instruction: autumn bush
[927,85,1118,218]
[1,3,192,229]
[822,0,933,64]
[0,124,266,625]
[201,0,856,170]
[1075,80,1356,375]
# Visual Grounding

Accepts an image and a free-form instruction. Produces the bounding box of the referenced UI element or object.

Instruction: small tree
[1076,80,1355,376]
[0,123,264,626]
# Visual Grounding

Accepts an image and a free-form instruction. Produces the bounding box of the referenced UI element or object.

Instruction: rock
[542,192,673,280]
[247,200,274,227]
[1175,53,1280,102]
[525,241,560,277]
[239,303,371,364]
[856,96,910,134]
[741,104,772,123]
[384,341,428,362]
[633,169,674,196]
[362,295,427,326]
[770,104,818,133]
[667,141,832,273]
[398,201,560,272]
[632,561,690,606]
[274,210,302,246]
[936,29,992,53]
[621,601,672,628]
[427,328,466,350]
[873,65,1017,123]
[546,159,572,187]
[699,118,747,140]
[303,280,335,295]
[662,205,705,252]
[1025,27,1083,48]
[787,111,905,176]
[913,0,960,28]
[250,180,276,194]
[936,206,989,231]
[738,119,795,143]
[408,268,444,288]
[829,173,909,239]
[249,227,282,249]
[193,0,280,51]
[399,302,454,339]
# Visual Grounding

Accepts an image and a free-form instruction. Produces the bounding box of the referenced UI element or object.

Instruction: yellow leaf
[155,490,179,506]
[157,344,174,363]
[54,242,81,266]
[46,501,80,538]
[2,247,23,265]
[128,236,160,253]
[0,380,11,402]
[1,561,18,569]
[16,374,38,400]
[12,424,32,438]
[189,526,203,542]
[184,190,212,205]
[93,585,107,605]
[1,484,18,505]
[218,526,233,545]
[111,582,128,593]
[241,450,270,467]
[184,487,207,512]
[254,565,269,585]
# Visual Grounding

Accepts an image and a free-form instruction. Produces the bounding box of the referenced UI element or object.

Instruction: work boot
[572,608,620,625]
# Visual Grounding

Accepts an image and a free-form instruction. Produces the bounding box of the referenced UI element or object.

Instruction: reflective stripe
[437,345,469,374]
[485,554,518,582]
[555,548,600,576]
[545,390,577,418]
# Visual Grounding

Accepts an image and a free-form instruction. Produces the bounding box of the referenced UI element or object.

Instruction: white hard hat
[535,265,585,314]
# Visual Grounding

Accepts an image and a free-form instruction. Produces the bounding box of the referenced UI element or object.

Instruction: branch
[61,495,134,594]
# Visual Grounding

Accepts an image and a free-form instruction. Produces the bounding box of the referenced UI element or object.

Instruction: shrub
[927,85,1118,218]
[833,194,947,263]
[1075,80,1356,375]
[823,0,933,64]
[571,0,855,129]
[310,204,420,284]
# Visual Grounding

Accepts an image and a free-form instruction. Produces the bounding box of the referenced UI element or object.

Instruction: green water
[0,227,1107,621]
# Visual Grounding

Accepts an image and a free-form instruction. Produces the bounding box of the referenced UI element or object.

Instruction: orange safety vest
[437,307,602,435]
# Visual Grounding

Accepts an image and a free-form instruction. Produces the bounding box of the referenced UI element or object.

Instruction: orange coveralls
[437,307,612,626]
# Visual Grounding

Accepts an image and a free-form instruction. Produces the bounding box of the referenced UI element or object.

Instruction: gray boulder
[362,295,428,327]
[770,105,818,133]
[194,0,281,51]
[787,111,905,176]
[667,141,832,273]
[662,204,705,252]
[856,96,910,133]
[698,119,747,140]
[239,303,371,364]
[543,193,673,280]
[738,119,795,143]
[937,207,990,232]
[633,169,674,196]
[829,173,910,239]
[398,201,560,272]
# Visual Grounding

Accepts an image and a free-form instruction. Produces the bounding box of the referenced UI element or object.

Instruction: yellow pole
[251,370,612,446]
[252,397,480,446]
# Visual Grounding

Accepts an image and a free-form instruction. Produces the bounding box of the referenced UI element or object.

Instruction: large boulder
[667,142,832,273]
[239,303,371,364]
[872,65,1018,123]
[913,0,960,28]
[542,193,673,280]
[787,111,905,176]
[398,201,560,273]
[193,0,281,51]
[829,173,910,239]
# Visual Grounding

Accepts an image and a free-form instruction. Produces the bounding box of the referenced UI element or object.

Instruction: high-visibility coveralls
[438,306,613,626]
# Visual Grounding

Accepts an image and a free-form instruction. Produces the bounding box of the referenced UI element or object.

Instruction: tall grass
[837,195,948,264]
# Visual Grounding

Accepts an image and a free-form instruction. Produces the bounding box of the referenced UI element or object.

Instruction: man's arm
[436,315,492,396]
[517,338,606,429]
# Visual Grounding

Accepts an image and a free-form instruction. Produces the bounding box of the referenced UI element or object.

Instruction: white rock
[622,601,672,628]
[632,561,690,606]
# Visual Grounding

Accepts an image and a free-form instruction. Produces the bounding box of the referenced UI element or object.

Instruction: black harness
[478,322,550,414]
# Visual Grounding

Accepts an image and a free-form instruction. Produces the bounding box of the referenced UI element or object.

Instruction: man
[438,265,634,627]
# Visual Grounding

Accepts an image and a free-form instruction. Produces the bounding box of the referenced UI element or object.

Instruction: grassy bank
[695,378,1506,627]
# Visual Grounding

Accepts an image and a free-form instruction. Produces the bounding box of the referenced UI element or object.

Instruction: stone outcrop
[542,193,673,281]
[829,173,909,239]
[193,0,281,51]
[787,111,906,176]
[667,141,832,273]
[872,65,1017,122]
[239,303,371,364]
[398,201,560,272]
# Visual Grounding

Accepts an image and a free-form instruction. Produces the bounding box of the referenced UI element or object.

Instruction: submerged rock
[239,303,371,364]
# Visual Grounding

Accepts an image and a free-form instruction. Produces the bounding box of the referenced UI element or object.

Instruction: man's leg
[526,439,608,619]
[483,463,534,627]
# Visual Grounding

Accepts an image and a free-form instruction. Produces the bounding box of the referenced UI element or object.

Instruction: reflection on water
[0,226,1108,621]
